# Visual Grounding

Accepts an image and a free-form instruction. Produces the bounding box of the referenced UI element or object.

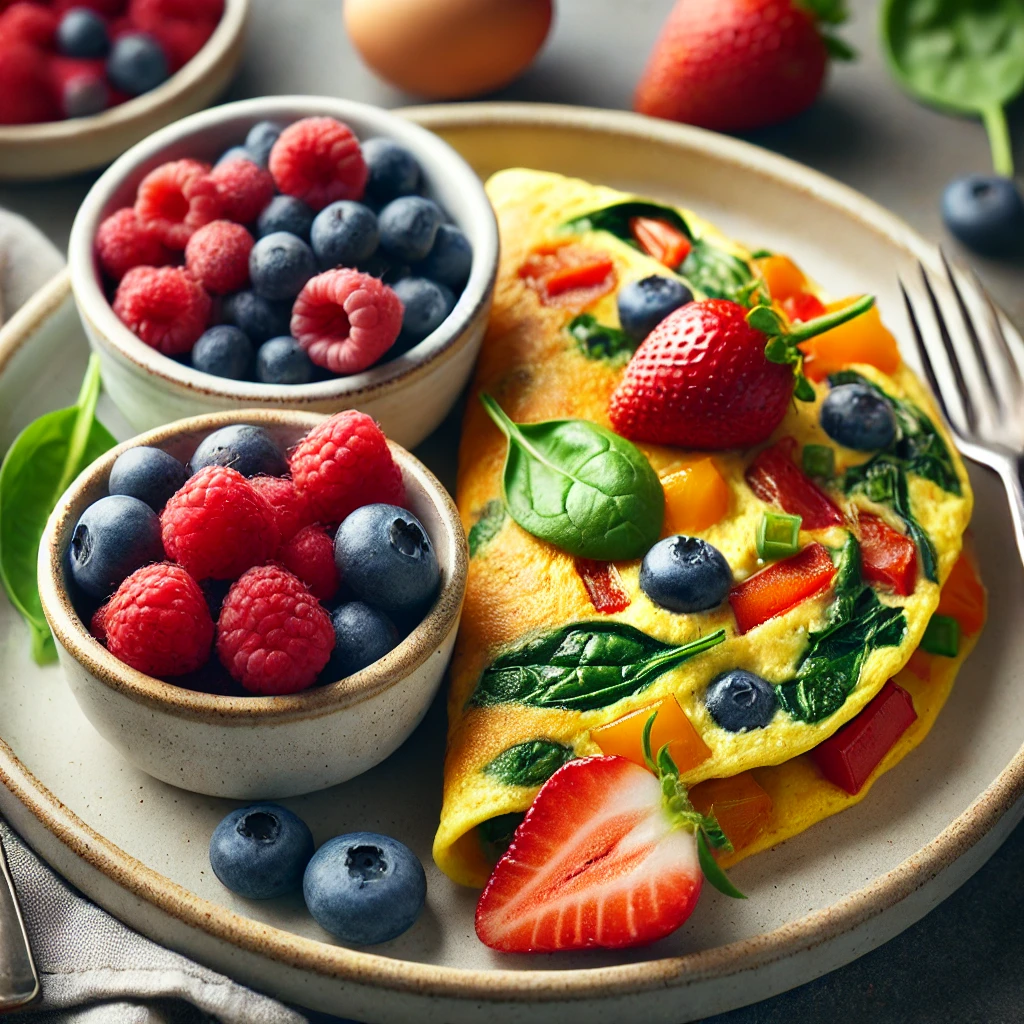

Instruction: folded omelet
[434,169,979,888]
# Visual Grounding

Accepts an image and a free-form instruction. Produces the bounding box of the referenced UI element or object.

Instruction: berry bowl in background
[36,408,468,799]
[0,0,249,181]
[68,96,499,449]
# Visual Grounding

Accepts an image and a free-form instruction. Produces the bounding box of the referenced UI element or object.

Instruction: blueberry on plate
[61,73,109,119]
[256,336,314,384]
[303,832,426,944]
[392,277,455,344]
[362,138,421,206]
[322,602,400,681]
[311,201,379,270]
[257,195,315,242]
[249,231,317,302]
[378,197,443,263]
[334,504,441,616]
[705,670,777,732]
[245,120,283,168]
[617,275,693,343]
[192,326,254,381]
[941,174,1024,258]
[106,33,168,96]
[639,536,732,613]
[820,383,897,451]
[69,495,163,600]
[109,446,187,512]
[414,224,472,291]
[189,424,287,478]
[222,290,293,345]
[210,803,314,900]
[57,8,109,58]
[216,145,254,168]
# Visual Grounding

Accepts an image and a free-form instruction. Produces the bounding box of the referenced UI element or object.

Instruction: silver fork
[900,252,1024,566]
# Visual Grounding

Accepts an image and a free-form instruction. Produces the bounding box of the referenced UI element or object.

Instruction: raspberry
[249,475,312,543]
[90,602,108,642]
[102,562,214,677]
[161,465,280,580]
[290,411,405,525]
[128,0,222,24]
[268,117,368,211]
[95,207,172,281]
[55,0,128,15]
[112,265,211,355]
[184,220,253,294]
[277,524,339,602]
[135,159,222,249]
[0,44,59,124]
[291,269,403,374]
[209,156,275,224]
[141,17,213,71]
[216,564,334,695]
[0,3,58,47]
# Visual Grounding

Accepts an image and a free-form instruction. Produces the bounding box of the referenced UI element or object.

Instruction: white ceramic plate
[1,105,1022,1024]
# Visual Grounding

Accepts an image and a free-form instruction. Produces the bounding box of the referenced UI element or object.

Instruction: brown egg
[344,0,553,100]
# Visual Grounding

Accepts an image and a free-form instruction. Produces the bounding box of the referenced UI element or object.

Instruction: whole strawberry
[634,0,853,133]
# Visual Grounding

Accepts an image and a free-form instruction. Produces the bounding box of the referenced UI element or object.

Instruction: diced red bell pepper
[858,513,917,596]
[629,216,692,269]
[544,257,615,297]
[936,552,986,636]
[746,438,844,530]
[811,680,917,794]
[575,559,631,613]
[729,542,837,634]
[518,244,617,308]
[782,292,827,323]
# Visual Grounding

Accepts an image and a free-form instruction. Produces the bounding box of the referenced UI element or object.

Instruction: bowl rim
[67,95,499,405]
[37,407,469,725]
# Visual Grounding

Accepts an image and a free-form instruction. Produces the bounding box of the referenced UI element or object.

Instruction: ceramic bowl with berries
[68,96,499,448]
[36,408,468,799]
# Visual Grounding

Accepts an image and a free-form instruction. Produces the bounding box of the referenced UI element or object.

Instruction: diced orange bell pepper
[746,437,844,530]
[575,559,630,614]
[858,513,917,596]
[592,695,711,774]
[782,292,827,323]
[661,459,730,535]
[729,542,837,634]
[689,772,773,852]
[936,552,986,636]
[755,254,807,301]
[629,216,692,268]
[799,297,901,382]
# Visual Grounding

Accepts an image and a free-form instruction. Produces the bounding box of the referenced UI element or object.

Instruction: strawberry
[634,0,854,133]
[608,295,873,450]
[475,717,742,953]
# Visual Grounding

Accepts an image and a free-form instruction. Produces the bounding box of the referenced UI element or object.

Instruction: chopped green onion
[802,444,835,479]
[921,614,960,658]
[756,512,802,559]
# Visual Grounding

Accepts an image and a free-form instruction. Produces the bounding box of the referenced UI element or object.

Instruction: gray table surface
[3,1,1024,1021]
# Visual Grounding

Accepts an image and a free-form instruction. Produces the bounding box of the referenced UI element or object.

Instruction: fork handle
[989,451,1024,571]
[0,839,38,1010]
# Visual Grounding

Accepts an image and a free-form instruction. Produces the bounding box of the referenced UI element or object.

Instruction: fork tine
[970,266,1024,405]
[900,278,962,433]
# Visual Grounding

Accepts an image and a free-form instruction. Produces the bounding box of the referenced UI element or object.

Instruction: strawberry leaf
[823,33,857,61]
[797,0,849,26]
[697,830,746,899]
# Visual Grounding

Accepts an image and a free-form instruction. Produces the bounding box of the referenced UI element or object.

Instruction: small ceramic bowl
[0,0,249,182]
[37,409,468,800]
[68,96,499,449]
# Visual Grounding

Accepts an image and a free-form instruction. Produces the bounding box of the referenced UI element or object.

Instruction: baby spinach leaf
[479,394,665,561]
[479,813,525,861]
[0,356,116,664]
[567,313,637,364]
[483,740,575,787]
[562,200,693,248]
[681,240,754,302]
[470,620,726,711]
[468,499,506,558]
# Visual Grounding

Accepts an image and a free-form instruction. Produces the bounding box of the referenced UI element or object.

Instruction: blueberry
[392,277,455,345]
[323,602,400,681]
[57,8,109,58]
[216,146,255,168]
[311,201,379,269]
[256,336,314,384]
[414,224,472,291]
[334,504,441,616]
[249,232,316,301]
[362,138,421,205]
[106,33,169,96]
[639,536,732,613]
[257,195,315,242]
[210,803,314,900]
[222,290,293,345]
[69,495,163,600]
[941,174,1024,258]
[303,832,426,944]
[109,446,187,512]
[705,670,777,732]
[245,120,283,168]
[190,424,287,478]
[61,73,109,119]
[617,275,693,343]
[192,326,254,381]
[378,197,443,263]
[820,383,897,451]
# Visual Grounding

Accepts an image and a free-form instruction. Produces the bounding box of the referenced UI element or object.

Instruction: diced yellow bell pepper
[755,254,807,301]
[661,458,730,535]
[799,296,901,382]
[689,772,773,852]
[592,695,711,774]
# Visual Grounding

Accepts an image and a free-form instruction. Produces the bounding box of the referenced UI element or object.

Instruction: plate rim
[2,101,1022,1003]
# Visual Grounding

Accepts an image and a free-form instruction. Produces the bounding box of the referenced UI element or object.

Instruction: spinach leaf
[479,813,525,861]
[470,620,726,711]
[480,394,665,561]
[562,200,693,248]
[0,356,116,664]
[468,499,506,558]
[567,313,637,364]
[681,240,754,302]
[483,740,575,787]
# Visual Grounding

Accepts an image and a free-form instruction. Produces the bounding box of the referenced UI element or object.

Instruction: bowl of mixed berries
[37,408,468,799]
[68,96,499,448]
